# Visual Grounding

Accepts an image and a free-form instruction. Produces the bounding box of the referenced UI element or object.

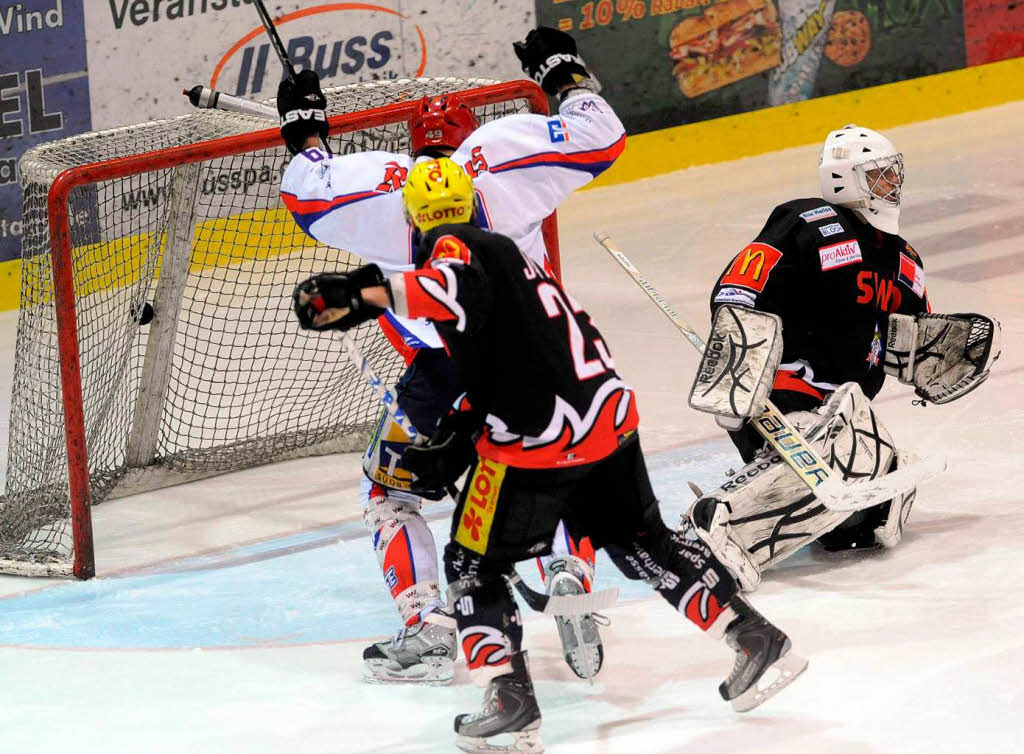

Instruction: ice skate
[546,557,605,680]
[455,651,544,754]
[719,596,807,712]
[362,608,457,685]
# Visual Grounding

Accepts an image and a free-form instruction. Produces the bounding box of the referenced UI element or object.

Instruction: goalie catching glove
[293,264,389,331]
[883,312,1001,404]
[513,26,600,97]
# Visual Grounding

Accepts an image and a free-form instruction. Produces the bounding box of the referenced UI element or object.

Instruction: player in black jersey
[685,125,1000,588]
[293,158,807,752]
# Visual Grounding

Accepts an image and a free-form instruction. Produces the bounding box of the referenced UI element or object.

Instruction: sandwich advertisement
[537,0,979,135]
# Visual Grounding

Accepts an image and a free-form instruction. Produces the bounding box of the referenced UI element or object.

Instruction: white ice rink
[1,101,1022,753]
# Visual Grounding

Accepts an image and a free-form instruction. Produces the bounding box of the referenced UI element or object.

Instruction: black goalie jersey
[389,223,639,469]
[710,198,931,401]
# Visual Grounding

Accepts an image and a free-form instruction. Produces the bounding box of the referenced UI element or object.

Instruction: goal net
[2,78,554,578]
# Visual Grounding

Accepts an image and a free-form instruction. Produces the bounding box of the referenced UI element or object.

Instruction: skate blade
[730,650,808,713]
[362,656,454,686]
[555,614,603,681]
[456,720,544,753]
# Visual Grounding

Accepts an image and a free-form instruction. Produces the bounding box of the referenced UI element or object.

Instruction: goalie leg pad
[687,383,900,576]
[689,305,783,422]
[689,497,762,592]
[873,463,916,548]
[362,479,441,624]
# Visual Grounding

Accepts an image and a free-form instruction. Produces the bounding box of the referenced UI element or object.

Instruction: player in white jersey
[276,27,626,683]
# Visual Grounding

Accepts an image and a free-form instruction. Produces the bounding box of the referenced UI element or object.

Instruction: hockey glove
[293,264,389,331]
[513,27,598,97]
[402,403,479,491]
[277,70,328,155]
[883,312,1002,404]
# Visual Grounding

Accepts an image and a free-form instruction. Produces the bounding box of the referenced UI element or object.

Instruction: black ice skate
[455,651,544,754]
[719,596,808,712]
[362,609,456,685]
[546,556,606,680]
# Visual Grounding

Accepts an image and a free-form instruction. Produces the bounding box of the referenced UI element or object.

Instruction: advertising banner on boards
[536,0,967,134]
[0,0,92,263]
[84,1,534,131]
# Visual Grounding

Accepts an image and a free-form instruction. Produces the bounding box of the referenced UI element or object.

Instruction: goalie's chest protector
[715,200,929,395]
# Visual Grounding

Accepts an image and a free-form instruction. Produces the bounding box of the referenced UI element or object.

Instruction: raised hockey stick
[252,0,297,82]
[593,231,936,512]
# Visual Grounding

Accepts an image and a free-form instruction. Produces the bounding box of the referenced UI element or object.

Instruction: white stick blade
[543,587,619,616]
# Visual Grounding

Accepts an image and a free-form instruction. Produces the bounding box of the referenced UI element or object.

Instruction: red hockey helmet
[409,93,479,155]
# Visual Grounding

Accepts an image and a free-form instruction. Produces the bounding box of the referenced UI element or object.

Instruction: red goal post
[8,78,558,579]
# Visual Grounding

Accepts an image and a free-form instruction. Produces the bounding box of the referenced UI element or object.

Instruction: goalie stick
[593,231,942,512]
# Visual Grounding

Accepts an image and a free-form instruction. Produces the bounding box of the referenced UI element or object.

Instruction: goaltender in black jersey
[711,195,930,408]
[293,157,807,753]
[684,125,1000,592]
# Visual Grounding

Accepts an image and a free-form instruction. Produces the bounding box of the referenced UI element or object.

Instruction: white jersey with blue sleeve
[280,89,626,353]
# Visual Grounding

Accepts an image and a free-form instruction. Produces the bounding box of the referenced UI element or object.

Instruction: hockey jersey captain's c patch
[719,243,782,293]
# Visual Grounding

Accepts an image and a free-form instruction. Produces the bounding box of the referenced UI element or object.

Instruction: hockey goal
[4,78,557,579]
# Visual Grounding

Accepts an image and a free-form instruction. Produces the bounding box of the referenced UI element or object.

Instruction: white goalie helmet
[819,125,904,234]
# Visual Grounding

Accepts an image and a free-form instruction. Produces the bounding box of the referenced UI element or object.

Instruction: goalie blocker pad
[689,305,783,420]
[884,312,1002,404]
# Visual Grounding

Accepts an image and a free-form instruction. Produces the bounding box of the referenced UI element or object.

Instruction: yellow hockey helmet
[402,157,475,233]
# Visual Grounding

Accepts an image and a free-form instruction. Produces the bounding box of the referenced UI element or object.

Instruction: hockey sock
[362,480,441,625]
[445,545,523,686]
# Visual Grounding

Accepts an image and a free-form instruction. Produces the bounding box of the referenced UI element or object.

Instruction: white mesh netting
[3,78,539,576]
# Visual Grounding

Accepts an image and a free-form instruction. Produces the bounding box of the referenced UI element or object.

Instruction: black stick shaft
[252,0,297,81]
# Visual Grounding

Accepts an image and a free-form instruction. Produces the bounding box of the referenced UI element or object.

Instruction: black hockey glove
[293,264,388,331]
[402,406,479,492]
[513,27,596,97]
[277,69,328,155]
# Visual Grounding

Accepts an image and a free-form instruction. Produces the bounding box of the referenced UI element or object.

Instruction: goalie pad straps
[884,312,1002,404]
[689,305,783,421]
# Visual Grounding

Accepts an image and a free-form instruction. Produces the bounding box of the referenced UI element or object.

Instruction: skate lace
[391,626,410,649]
[591,613,611,627]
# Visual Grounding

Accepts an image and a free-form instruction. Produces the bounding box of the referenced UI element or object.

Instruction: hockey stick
[507,572,619,616]
[593,231,935,512]
[183,85,278,120]
[252,0,297,82]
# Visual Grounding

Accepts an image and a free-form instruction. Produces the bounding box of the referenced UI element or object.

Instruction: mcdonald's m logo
[719,242,783,293]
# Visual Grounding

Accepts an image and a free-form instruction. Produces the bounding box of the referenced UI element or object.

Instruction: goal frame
[44,80,557,579]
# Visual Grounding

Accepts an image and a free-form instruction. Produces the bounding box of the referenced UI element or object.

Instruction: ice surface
[0,102,1022,752]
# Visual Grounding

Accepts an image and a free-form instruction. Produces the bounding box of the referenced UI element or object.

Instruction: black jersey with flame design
[389,223,638,469]
[710,198,930,401]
